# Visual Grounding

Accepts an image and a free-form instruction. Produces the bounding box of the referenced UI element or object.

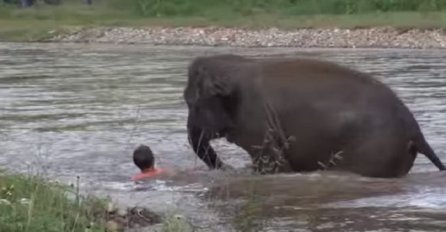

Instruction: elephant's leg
[397,140,418,175]
[345,133,414,178]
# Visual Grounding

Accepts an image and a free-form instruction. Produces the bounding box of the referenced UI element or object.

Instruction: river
[1,43,446,231]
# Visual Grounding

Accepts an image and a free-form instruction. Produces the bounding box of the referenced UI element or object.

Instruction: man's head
[133,145,154,172]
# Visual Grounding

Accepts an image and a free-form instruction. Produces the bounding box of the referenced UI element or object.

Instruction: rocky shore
[50,26,446,49]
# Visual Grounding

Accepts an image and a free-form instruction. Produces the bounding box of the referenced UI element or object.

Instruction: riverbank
[0,171,164,232]
[3,16,446,49]
[48,25,446,49]
[2,1,446,48]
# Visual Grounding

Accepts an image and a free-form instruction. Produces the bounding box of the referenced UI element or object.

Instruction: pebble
[49,26,446,49]
[19,198,31,205]
[0,199,11,205]
[105,220,123,232]
[117,208,127,217]
[106,202,115,213]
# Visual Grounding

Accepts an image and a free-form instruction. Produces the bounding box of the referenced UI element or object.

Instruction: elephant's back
[258,58,402,107]
[258,57,384,87]
[257,58,390,105]
[255,58,420,140]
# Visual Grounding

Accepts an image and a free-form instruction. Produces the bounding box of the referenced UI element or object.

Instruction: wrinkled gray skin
[183,54,446,178]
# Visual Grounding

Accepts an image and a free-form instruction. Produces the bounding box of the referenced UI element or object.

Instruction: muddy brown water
[1,43,446,231]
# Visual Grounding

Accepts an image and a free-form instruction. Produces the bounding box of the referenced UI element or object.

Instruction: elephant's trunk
[187,116,224,169]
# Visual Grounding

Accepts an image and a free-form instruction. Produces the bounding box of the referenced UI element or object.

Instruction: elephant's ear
[196,65,233,97]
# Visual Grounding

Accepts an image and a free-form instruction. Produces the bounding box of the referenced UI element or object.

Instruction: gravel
[50,26,446,49]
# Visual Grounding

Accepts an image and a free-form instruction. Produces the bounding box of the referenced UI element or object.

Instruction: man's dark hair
[133,145,154,171]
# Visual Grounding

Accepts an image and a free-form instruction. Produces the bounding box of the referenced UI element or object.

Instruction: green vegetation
[0,171,106,232]
[0,170,195,232]
[1,0,446,41]
[233,186,264,232]
[161,214,195,232]
[114,0,446,17]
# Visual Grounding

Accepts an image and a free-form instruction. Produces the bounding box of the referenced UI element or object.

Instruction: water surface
[1,43,446,231]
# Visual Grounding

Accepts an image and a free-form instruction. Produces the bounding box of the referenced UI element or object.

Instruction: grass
[1,0,446,42]
[0,169,194,232]
[233,184,265,232]
[0,171,106,232]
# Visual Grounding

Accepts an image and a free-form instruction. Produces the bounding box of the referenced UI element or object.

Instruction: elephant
[183,54,446,178]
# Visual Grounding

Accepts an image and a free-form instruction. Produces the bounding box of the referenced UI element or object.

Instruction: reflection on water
[1,43,446,231]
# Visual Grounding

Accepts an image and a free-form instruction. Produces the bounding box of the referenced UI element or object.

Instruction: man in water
[131,144,166,181]
[131,144,237,182]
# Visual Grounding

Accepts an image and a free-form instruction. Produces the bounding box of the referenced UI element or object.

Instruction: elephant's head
[183,55,244,169]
